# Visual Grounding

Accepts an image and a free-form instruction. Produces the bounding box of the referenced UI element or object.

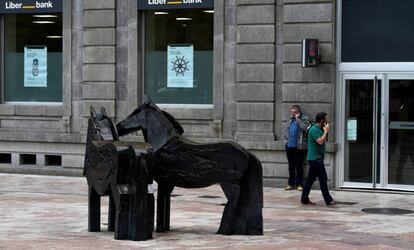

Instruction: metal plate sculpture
[117,97,264,235]
[83,107,154,241]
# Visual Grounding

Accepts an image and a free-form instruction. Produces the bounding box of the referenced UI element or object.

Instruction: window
[342,0,414,62]
[3,11,62,102]
[144,9,214,104]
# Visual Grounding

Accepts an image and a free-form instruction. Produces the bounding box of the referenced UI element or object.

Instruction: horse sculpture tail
[233,152,264,235]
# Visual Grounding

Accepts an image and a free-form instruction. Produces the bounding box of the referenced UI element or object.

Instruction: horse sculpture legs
[109,150,154,241]
[155,182,243,235]
[108,194,116,231]
[232,153,263,235]
[156,183,174,232]
[219,153,263,235]
[88,185,101,232]
[88,185,116,233]
[217,183,241,235]
[154,154,263,235]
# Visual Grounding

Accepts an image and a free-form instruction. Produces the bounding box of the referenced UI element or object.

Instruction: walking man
[284,105,309,191]
[301,112,337,205]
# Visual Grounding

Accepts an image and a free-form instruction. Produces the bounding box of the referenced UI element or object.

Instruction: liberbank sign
[0,0,61,13]
[138,0,213,10]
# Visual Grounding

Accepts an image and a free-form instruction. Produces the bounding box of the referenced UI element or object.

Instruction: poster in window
[167,44,193,88]
[24,46,47,87]
[347,118,357,141]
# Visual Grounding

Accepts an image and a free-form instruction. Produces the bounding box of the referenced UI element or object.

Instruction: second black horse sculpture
[117,98,263,235]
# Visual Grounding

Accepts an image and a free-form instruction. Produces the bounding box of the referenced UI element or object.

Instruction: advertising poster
[167,44,193,88]
[24,46,47,87]
[347,118,357,141]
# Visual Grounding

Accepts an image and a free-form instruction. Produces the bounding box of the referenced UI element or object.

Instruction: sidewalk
[0,173,413,249]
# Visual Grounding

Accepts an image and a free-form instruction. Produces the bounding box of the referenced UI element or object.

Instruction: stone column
[222,0,238,139]
[81,0,116,128]
[234,0,276,141]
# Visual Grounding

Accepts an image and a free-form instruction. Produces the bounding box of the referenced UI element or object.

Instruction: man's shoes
[297,185,303,191]
[301,200,316,205]
[327,200,339,206]
[285,185,293,190]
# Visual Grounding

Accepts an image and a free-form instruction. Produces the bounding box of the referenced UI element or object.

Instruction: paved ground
[0,174,414,249]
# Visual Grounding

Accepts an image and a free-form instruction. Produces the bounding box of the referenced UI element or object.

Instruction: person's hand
[295,113,300,119]
[323,123,330,133]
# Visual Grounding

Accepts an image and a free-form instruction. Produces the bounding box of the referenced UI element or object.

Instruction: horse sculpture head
[88,106,119,141]
[116,96,184,151]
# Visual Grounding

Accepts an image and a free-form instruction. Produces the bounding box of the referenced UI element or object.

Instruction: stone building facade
[1,0,413,191]
[0,0,338,186]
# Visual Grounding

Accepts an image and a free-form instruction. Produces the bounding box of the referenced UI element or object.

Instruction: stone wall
[281,0,335,130]
[232,0,336,187]
[0,0,337,187]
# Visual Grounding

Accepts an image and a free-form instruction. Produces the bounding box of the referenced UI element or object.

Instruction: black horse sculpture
[84,107,154,241]
[117,98,263,235]
[83,107,118,233]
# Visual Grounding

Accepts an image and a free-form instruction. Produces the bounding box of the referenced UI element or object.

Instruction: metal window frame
[336,0,414,191]
[139,5,220,110]
[0,7,67,105]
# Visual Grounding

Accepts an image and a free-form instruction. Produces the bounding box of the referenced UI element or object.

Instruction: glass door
[342,75,383,188]
[387,76,414,190]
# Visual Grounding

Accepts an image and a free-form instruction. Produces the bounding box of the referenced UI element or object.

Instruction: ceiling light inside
[154,12,169,15]
[33,15,58,18]
[176,17,192,21]
[33,21,55,24]
[47,36,62,39]
[203,10,214,13]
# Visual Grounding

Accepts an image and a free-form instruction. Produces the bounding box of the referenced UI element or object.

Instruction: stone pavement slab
[0,174,414,249]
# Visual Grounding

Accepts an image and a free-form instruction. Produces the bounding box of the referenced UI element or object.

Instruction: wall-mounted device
[301,38,321,67]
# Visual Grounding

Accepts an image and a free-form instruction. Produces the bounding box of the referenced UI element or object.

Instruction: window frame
[0,0,71,117]
[143,9,215,106]
[0,0,72,112]
[136,0,224,121]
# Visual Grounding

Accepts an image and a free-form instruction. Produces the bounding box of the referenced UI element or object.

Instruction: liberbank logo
[0,0,61,13]
[138,0,213,10]
[148,0,202,4]
[5,1,53,9]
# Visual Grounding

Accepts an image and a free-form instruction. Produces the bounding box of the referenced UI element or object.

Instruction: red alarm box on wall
[301,38,321,67]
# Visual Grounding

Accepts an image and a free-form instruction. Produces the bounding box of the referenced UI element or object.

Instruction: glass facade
[342,0,414,62]
[388,80,414,185]
[144,9,213,104]
[4,13,62,102]
[344,79,381,184]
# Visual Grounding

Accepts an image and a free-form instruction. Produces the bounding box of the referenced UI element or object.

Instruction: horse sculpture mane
[116,97,264,236]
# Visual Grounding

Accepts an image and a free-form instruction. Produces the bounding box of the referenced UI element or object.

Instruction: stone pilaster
[234,0,276,141]
[81,0,116,131]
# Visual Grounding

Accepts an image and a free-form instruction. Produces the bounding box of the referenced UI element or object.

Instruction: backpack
[303,122,315,143]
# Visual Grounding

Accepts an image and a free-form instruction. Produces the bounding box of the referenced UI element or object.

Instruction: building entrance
[340,73,414,191]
